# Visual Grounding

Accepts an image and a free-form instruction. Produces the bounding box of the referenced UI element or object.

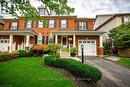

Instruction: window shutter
[42,36,44,44]
[17,22,19,29]
[59,20,61,28]
[35,36,37,44]
[47,20,49,28]
[54,20,56,28]
[36,21,39,28]
[9,22,12,29]
[67,20,69,28]
[24,21,27,28]
[31,20,33,28]
[86,22,88,30]
[46,36,48,44]
[77,22,79,29]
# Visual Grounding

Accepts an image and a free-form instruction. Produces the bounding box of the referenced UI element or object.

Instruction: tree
[109,22,130,49]
[0,0,74,19]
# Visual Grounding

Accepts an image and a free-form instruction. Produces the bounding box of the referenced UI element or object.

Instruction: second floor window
[38,21,44,28]
[11,22,18,30]
[124,16,130,23]
[49,20,55,28]
[61,20,67,28]
[79,22,87,30]
[26,20,32,28]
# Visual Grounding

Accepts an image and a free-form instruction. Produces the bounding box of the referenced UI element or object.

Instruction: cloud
[68,0,130,18]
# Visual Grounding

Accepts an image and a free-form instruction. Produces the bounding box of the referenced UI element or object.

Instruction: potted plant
[70,47,78,57]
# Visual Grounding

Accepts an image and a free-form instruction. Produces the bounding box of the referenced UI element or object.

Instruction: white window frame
[49,20,55,28]
[61,20,67,28]
[11,22,18,30]
[38,21,44,28]
[124,16,130,23]
[26,20,32,28]
[79,22,87,30]
[37,35,43,44]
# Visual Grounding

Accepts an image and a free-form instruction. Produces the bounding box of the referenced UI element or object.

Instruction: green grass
[0,57,76,87]
[117,58,130,67]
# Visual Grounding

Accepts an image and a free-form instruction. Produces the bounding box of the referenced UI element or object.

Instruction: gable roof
[95,13,130,30]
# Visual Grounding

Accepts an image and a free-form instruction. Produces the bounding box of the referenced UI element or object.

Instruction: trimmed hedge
[18,50,28,57]
[44,57,102,82]
[0,52,19,62]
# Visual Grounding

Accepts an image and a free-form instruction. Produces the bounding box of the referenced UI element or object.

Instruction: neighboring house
[94,13,130,43]
[0,16,105,56]
[0,16,4,30]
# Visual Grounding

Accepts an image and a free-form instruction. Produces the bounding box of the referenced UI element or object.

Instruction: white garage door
[78,40,97,56]
[0,39,9,52]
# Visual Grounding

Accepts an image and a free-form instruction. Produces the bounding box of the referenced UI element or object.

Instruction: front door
[61,36,68,47]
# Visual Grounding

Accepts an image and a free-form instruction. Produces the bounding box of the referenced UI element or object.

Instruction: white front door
[78,40,97,56]
[0,39,9,52]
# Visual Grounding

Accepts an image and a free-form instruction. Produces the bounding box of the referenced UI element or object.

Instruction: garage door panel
[78,40,97,56]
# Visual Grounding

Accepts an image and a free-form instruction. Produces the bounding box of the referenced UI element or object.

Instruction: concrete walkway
[81,56,130,87]
[105,56,120,61]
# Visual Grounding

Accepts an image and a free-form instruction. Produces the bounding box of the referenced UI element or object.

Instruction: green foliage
[109,22,130,49]
[70,47,78,56]
[46,44,62,58]
[117,58,130,66]
[103,43,111,55]
[62,47,69,52]
[27,48,34,56]
[44,57,102,82]
[18,50,28,57]
[0,52,19,62]
[0,0,75,18]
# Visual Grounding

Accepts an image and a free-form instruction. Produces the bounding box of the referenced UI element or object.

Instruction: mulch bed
[43,64,100,87]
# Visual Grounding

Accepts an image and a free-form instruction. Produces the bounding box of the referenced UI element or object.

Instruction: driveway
[81,56,130,87]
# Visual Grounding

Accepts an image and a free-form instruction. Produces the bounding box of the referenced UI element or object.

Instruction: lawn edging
[44,57,102,83]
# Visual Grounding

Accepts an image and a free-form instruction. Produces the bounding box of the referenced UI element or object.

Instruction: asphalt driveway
[82,56,130,87]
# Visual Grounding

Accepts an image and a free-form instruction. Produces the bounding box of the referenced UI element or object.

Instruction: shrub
[27,48,34,56]
[70,47,78,57]
[18,50,28,57]
[0,52,19,62]
[46,44,62,58]
[44,57,102,82]
[103,43,111,55]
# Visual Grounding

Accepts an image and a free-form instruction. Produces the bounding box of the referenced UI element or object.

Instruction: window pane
[49,20,55,28]
[124,16,129,23]
[11,22,18,30]
[38,21,43,28]
[26,20,32,28]
[37,36,42,44]
[61,20,67,28]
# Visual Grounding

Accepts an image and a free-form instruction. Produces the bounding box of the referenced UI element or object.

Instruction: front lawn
[117,58,130,67]
[0,57,76,87]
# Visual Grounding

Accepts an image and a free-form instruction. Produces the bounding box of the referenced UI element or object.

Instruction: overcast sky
[31,0,130,18]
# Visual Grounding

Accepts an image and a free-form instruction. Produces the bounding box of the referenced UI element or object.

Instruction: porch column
[99,35,103,47]
[25,35,30,50]
[55,34,58,44]
[9,34,13,53]
[73,34,76,47]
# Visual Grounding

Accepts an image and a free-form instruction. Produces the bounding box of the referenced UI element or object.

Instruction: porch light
[68,37,72,41]
[81,44,84,63]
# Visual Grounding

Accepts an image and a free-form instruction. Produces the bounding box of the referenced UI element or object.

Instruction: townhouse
[0,16,105,56]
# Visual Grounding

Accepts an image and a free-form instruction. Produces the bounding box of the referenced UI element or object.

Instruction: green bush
[18,50,28,57]
[44,57,102,82]
[103,43,111,55]
[27,48,34,56]
[70,47,78,57]
[0,52,19,62]
[46,44,62,58]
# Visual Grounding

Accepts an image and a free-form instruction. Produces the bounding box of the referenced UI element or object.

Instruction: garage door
[0,39,9,52]
[78,40,97,56]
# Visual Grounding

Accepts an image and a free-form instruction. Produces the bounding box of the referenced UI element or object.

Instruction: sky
[31,0,130,18]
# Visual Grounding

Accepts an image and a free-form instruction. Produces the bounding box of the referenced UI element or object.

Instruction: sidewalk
[105,56,120,61]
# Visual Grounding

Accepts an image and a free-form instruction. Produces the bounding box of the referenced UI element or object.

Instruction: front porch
[53,30,105,56]
[0,29,37,52]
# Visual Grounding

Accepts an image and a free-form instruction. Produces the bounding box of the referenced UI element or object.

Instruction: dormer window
[79,22,87,30]
[10,22,18,30]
